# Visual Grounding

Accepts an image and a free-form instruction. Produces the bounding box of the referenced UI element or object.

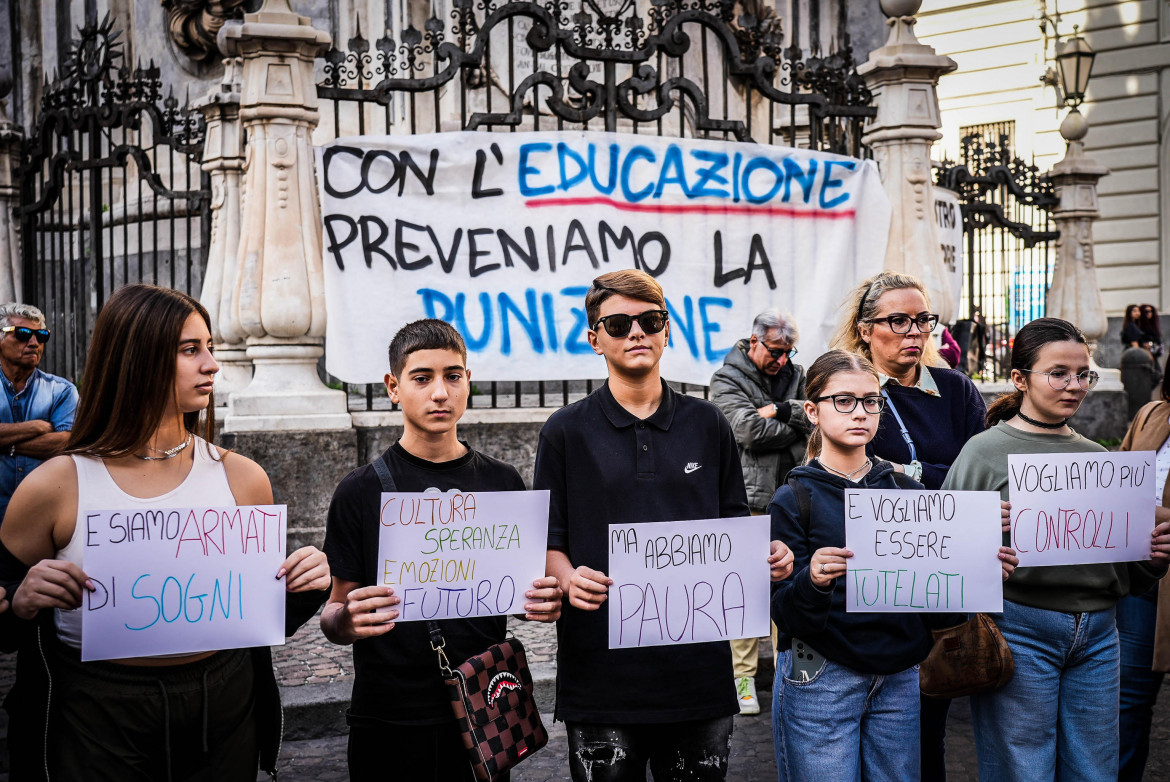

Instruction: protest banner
[377,489,550,621]
[844,489,1003,613]
[1008,451,1156,567]
[934,187,963,319]
[607,516,770,649]
[317,130,890,385]
[80,505,287,661]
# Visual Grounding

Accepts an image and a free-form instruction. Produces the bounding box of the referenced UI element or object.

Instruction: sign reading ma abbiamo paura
[317,131,890,385]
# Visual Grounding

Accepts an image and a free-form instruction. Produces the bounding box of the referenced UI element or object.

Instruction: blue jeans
[772,649,920,782]
[1117,589,1165,782]
[969,600,1119,782]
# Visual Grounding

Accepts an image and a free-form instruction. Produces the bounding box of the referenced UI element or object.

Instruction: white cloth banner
[934,186,964,319]
[376,489,550,621]
[317,130,890,384]
[844,489,1004,613]
[80,506,287,661]
[607,516,770,648]
[1008,451,1157,567]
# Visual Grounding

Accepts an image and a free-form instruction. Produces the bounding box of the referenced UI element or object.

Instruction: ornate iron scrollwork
[318,0,873,144]
[18,14,208,218]
[936,134,1059,248]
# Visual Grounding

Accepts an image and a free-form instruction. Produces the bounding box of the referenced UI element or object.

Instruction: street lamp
[1055,26,1095,110]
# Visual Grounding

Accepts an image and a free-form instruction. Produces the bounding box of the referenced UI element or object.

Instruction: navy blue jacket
[769,460,960,675]
[867,367,986,490]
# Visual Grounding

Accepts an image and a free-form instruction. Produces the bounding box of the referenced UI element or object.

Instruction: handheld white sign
[608,516,770,649]
[377,489,550,621]
[845,490,1003,613]
[1008,451,1156,567]
[80,505,287,662]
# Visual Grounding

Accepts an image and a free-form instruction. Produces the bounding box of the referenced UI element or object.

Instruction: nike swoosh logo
[684,465,701,474]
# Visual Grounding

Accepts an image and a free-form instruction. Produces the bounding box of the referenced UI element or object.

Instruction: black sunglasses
[763,344,797,360]
[593,310,669,338]
[1,326,50,344]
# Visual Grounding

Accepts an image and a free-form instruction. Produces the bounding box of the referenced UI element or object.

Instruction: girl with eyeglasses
[831,271,991,780]
[942,317,1170,782]
[768,350,1016,782]
[0,285,332,781]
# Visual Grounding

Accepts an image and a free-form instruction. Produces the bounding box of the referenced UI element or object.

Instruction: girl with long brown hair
[0,284,330,781]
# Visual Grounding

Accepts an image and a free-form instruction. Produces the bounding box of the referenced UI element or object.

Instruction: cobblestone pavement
[266,688,1170,781]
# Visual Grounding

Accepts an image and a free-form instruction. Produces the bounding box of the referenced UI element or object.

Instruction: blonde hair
[804,350,880,462]
[829,271,944,369]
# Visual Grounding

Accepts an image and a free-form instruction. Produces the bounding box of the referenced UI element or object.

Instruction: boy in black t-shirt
[535,270,794,781]
[321,319,562,782]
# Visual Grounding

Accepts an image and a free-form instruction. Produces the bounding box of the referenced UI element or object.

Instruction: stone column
[1044,108,1115,384]
[221,0,351,431]
[195,55,252,408]
[0,100,22,303]
[857,0,958,324]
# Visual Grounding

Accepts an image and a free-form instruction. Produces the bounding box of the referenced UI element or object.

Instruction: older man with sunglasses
[709,309,811,714]
[0,303,77,524]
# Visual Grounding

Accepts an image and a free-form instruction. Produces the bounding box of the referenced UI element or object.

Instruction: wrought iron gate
[16,16,211,383]
[936,132,1059,381]
[318,0,875,409]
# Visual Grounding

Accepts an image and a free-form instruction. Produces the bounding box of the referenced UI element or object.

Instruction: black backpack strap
[371,453,397,493]
[785,475,812,537]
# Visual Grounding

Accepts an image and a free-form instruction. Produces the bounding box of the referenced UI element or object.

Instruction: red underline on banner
[524,197,856,219]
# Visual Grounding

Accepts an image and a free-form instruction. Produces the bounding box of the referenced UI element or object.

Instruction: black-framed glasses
[593,310,669,338]
[0,326,50,344]
[812,394,886,414]
[1019,368,1099,390]
[863,313,940,334]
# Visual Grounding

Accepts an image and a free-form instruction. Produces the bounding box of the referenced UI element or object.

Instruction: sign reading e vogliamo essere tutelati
[80,506,288,661]
[1008,451,1157,567]
[844,489,1004,613]
[316,131,890,385]
[376,489,550,621]
[607,516,770,649]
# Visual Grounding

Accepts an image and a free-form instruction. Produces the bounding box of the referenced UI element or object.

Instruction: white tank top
[55,437,236,649]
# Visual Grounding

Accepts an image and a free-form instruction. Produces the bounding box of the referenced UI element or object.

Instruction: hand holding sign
[12,559,94,620]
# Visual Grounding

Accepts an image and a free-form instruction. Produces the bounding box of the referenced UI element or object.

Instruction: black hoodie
[769,460,962,675]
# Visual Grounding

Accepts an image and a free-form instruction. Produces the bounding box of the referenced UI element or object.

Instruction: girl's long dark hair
[66,285,216,457]
[1140,304,1162,342]
[804,350,879,462]
[986,317,1088,426]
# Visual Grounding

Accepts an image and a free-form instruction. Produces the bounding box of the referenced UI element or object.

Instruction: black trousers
[46,647,258,782]
[920,694,952,781]
[566,716,735,782]
[348,718,511,782]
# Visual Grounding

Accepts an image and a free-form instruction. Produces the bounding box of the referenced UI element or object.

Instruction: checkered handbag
[428,625,549,782]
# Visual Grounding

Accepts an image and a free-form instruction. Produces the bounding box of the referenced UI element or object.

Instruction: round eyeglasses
[811,394,886,414]
[1019,368,1099,390]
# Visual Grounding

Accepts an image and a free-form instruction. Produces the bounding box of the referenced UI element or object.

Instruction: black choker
[1017,410,1068,430]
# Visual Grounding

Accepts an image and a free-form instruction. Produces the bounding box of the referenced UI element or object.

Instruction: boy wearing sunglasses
[534,270,794,781]
[0,303,76,524]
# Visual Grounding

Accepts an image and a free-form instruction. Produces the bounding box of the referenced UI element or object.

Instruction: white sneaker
[736,676,760,715]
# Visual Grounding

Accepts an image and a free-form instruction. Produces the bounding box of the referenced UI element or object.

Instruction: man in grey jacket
[710,309,810,714]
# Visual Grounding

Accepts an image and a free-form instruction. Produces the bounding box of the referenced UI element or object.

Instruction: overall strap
[370,453,397,492]
[880,388,918,463]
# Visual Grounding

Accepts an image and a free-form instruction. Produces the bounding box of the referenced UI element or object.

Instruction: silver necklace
[820,456,871,481]
[135,433,193,461]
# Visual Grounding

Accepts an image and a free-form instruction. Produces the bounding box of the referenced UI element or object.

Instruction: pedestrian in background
[831,270,987,780]
[1140,304,1164,359]
[710,308,810,715]
[0,302,76,524]
[943,317,1170,782]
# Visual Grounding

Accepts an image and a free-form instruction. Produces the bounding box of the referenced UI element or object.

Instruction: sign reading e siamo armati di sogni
[316,131,891,385]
